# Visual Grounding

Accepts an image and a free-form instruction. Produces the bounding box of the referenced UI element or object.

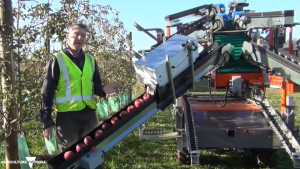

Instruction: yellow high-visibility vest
[54,51,96,112]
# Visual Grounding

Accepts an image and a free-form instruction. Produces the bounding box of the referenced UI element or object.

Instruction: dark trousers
[56,107,99,153]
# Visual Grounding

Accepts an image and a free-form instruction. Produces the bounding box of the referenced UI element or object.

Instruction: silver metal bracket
[292,153,300,168]
[190,150,200,166]
[80,149,104,169]
[187,40,196,91]
[165,54,176,104]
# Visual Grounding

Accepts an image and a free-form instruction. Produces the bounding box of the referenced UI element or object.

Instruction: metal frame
[48,1,300,168]
[243,40,300,84]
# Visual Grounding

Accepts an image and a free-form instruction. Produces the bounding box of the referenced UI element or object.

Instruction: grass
[1,87,300,169]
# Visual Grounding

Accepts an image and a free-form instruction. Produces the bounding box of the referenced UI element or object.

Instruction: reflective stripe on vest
[54,52,95,104]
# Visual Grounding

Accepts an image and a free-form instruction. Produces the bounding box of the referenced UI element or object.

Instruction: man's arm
[93,61,106,97]
[40,56,59,129]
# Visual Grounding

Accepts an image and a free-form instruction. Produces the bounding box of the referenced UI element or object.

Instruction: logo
[25,157,36,168]
[1,156,46,168]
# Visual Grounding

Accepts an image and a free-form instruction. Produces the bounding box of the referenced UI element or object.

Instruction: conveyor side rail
[243,40,300,85]
[250,96,300,168]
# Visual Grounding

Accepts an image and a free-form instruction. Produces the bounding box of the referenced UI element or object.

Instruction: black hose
[208,77,229,107]
[251,87,266,105]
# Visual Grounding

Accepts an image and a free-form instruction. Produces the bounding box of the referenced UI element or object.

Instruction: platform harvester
[47,1,300,169]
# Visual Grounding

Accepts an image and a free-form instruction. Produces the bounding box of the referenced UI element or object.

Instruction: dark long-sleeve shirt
[40,48,106,128]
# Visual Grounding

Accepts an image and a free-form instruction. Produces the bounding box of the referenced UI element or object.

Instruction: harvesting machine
[47,0,300,168]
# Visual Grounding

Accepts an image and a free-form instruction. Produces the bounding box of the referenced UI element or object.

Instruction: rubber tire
[254,149,278,168]
[177,148,191,165]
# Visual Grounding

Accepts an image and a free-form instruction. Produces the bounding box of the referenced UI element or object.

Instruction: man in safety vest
[40,23,116,152]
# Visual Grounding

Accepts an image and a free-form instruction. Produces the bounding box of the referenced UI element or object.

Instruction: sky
[99,0,300,51]
[13,0,300,51]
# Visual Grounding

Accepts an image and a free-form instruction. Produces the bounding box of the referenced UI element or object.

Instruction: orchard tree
[0,0,136,164]
[0,0,20,168]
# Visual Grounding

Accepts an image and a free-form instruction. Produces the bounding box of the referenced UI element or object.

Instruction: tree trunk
[0,0,20,169]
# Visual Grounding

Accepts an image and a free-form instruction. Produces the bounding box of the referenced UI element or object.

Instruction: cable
[217,51,231,66]
[208,76,229,107]
[205,50,232,107]
[251,86,266,105]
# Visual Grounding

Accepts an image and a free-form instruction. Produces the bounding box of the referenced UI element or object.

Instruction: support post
[187,40,196,90]
[269,28,274,46]
[289,27,293,55]
[167,27,171,38]
[165,54,176,104]
[285,96,295,133]
[280,78,287,115]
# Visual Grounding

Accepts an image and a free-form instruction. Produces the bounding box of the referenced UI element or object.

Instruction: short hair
[68,23,88,32]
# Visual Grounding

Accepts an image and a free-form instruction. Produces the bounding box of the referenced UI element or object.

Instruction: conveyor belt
[182,96,275,149]
[47,36,223,169]
[244,40,300,84]
[48,95,157,169]
[183,96,198,151]
[250,96,300,168]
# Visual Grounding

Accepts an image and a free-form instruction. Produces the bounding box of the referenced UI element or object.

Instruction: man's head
[66,23,87,53]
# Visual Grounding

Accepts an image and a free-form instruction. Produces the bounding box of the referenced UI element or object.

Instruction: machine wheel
[177,148,191,165]
[254,149,278,168]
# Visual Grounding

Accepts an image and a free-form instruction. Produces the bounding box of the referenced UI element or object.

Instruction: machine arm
[132,49,144,59]
[243,39,300,85]
[164,4,214,27]
[133,22,165,43]
[233,10,295,29]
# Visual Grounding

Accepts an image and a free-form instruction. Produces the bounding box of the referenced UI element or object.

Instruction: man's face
[66,26,86,52]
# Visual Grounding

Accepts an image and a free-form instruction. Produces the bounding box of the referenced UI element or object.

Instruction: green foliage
[0,0,136,142]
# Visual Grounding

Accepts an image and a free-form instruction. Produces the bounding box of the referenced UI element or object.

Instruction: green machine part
[218,62,260,74]
[213,32,260,74]
[214,33,246,61]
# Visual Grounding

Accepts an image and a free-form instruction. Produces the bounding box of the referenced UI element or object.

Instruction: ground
[0,87,299,169]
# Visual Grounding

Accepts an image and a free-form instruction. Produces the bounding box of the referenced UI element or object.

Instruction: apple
[101,123,111,131]
[64,151,74,160]
[134,98,144,108]
[127,105,136,113]
[143,93,151,101]
[94,129,103,138]
[119,111,128,118]
[84,136,92,145]
[111,117,119,125]
[76,143,85,152]
[91,146,96,152]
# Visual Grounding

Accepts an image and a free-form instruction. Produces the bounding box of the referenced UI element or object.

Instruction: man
[40,23,116,153]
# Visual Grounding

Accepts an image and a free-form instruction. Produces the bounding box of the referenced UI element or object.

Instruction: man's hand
[103,84,117,97]
[43,125,56,140]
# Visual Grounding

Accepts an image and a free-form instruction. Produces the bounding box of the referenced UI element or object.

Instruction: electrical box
[134,34,199,88]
